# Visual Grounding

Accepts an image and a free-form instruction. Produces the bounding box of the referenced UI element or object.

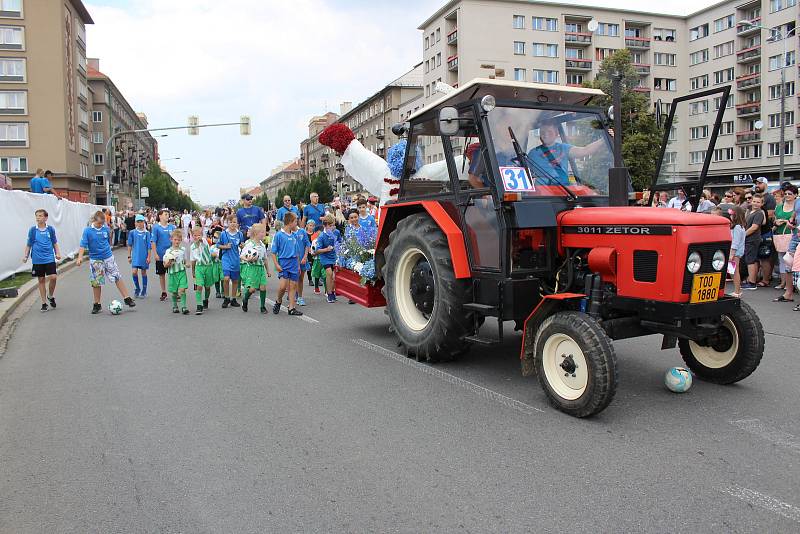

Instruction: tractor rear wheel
[382,213,474,362]
[534,311,618,418]
[678,300,764,384]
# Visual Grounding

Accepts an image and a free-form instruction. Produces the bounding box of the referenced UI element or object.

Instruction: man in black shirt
[753,177,776,286]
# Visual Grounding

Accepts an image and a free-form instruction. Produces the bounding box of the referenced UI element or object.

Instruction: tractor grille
[633,250,659,283]
[681,242,729,294]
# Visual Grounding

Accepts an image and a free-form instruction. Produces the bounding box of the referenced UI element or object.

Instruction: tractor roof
[409,78,605,121]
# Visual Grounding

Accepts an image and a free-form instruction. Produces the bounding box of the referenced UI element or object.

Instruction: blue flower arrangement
[336,225,379,284]
[387,140,407,178]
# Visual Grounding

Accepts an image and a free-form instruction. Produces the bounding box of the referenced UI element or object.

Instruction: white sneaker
[297,297,306,306]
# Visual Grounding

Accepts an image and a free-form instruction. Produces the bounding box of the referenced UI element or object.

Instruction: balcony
[737,17,761,36]
[625,37,651,49]
[565,31,592,46]
[376,128,384,139]
[736,101,761,117]
[633,63,651,75]
[565,58,592,71]
[633,86,651,93]
[736,46,761,64]
[447,55,459,71]
[335,163,344,171]
[736,73,761,90]
[320,153,329,162]
[309,159,317,168]
[736,130,761,144]
[447,28,458,45]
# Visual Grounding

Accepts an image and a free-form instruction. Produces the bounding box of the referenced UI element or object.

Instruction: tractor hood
[559,207,728,227]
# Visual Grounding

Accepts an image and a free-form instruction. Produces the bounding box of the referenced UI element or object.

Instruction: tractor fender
[520,293,586,376]
[377,200,471,279]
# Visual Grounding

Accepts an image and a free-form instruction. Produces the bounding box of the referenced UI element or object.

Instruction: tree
[585,49,663,191]
[140,162,200,211]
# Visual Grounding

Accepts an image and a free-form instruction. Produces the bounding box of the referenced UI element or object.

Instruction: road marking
[730,419,800,454]
[718,484,800,524]
[264,298,319,324]
[352,338,544,415]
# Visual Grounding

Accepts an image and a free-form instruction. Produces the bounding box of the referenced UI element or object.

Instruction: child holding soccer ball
[239,223,271,313]
[190,226,215,315]
[271,211,303,316]
[163,229,189,315]
[210,230,224,299]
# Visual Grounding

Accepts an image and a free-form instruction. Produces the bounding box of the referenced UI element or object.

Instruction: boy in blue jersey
[294,221,312,306]
[270,211,303,316]
[356,199,377,229]
[314,214,340,303]
[126,214,151,298]
[150,208,176,301]
[22,209,61,312]
[218,215,244,308]
[77,210,135,314]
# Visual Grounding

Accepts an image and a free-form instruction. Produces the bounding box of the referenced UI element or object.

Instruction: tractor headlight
[712,250,726,271]
[687,251,702,274]
[480,95,496,112]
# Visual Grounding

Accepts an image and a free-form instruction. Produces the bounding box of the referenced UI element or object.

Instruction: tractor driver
[527,120,609,185]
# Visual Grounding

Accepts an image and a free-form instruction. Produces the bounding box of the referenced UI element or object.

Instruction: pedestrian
[667,189,692,211]
[314,214,340,303]
[697,191,715,213]
[742,194,766,290]
[357,198,377,229]
[239,223,271,314]
[276,195,300,223]
[209,230,224,299]
[218,215,244,308]
[29,168,56,196]
[270,211,303,316]
[151,208,176,302]
[772,184,797,302]
[367,197,378,218]
[190,226,215,315]
[111,212,121,246]
[22,209,61,312]
[163,229,189,315]
[76,210,136,314]
[728,206,746,298]
[126,214,151,298]
[303,220,317,289]
[236,193,266,239]
[302,192,326,231]
[294,220,312,306]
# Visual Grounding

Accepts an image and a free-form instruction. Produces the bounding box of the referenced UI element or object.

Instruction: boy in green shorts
[163,229,189,315]
[239,223,271,313]
[190,226,214,315]
[210,230,224,298]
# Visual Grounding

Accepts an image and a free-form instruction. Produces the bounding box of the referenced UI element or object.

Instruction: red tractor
[339,79,764,418]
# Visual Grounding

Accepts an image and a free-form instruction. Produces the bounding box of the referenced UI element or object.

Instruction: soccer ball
[241,248,259,262]
[664,367,693,393]
[108,300,123,315]
[209,245,219,258]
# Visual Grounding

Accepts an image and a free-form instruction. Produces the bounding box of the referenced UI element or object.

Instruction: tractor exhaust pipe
[608,73,628,207]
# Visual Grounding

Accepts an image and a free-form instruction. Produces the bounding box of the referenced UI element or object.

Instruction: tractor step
[463,303,499,316]
[463,334,502,346]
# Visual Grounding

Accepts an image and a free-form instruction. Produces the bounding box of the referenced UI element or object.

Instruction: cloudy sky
[85,0,719,205]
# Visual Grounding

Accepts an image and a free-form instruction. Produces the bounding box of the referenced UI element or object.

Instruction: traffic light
[240,115,251,136]
[188,116,199,135]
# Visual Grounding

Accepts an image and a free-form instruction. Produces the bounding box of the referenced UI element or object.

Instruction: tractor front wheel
[679,300,764,384]
[534,312,618,418]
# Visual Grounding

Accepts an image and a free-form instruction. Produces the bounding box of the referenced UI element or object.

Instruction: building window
[565,48,584,59]
[720,121,735,135]
[654,78,677,91]
[436,53,441,67]
[79,134,89,153]
[79,107,88,126]
[740,145,763,159]
[690,75,709,90]
[689,24,709,41]
[514,68,527,81]
[690,125,709,139]
[595,48,617,61]
[714,94,734,110]
[769,111,795,127]
[664,152,677,164]
[769,81,796,99]
[713,41,735,59]
[532,42,558,57]
[713,68,735,84]
[566,73,584,85]
[0,89,24,113]
[653,27,676,41]
[424,60,429,73]
[689,49,709,65]
[770,0,797,12]
[769,51,796,70]
[79,162,88,179]
[93,153,104,165]
[769,141,794,156]
[92,132,103,144]
[435,28,440,42]
[0,0,22,17]
[654,53,676,66]
[0,156,25,172]
[0,57,24,82]
[77,78,88,100]
[532,69,558,84]
[76,21,86,46]
[595,23,619,36]
[513,41,525,55]
[424,36,429,50]
[713,14,735,33]
[689,100,709,114]
[0,121,26,146]
[92,110,103,122]
[689,151,706,164]
[713,148,734,161]
[532,17,557,31]
[0,26,23,50]
[512,15,525,29]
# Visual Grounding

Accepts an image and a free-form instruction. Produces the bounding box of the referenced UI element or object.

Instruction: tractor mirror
[439,107,460,136]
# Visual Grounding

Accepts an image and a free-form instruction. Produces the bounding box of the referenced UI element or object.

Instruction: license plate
[690,273,722,304]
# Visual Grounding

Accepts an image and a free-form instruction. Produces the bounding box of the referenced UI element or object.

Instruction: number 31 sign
[500,166,536,192]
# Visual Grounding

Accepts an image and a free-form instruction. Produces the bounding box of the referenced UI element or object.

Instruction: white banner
[0,189,110,281]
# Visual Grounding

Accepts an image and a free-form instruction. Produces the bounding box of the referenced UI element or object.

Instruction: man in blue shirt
[22,208,61,312]
[77,210,135,314]
[126,214,152,298]
[236,193,265,238]
[527,120,607,185]
[302,192,326,231]
[276,195,300,223]
[29,169,59,197]
[150,208,176,301]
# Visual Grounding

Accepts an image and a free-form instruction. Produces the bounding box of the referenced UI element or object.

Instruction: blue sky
[85,0,717,205]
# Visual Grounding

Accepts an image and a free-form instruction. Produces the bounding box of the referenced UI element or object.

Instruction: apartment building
[419,0,800,185]
[260,159,302,203]
[300,111,339,186]
[87,59,158,208]
[2,0,96,201]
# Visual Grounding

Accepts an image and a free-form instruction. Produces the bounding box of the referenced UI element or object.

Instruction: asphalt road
[1,248,799,533]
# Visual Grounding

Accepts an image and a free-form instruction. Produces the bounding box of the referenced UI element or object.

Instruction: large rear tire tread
[382,213,474,363]
[679,300,764,384]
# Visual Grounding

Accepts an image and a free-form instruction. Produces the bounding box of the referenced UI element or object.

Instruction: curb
[0,257,80,329]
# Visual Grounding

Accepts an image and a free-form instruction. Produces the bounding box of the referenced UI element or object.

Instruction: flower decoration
[336,225,379,284]
[387,140,407,179]
[319,123,355,155]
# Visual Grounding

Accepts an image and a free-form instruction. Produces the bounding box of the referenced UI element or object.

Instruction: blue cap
[135,214,146,222]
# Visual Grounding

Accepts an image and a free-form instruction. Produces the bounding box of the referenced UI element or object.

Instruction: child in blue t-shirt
[22,209,61,312]
[150,208,176,301]
[294,223,312,306]
[218,215,244,308]
[270,211,303,316]
[357,199,377,229]
[313,214,340,303]
[126,214,152,298]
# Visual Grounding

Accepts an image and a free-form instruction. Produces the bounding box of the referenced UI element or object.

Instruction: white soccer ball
[665,367,693,393]
[241,248,259,262]
[209,245,220,258]
[108,300,123,315]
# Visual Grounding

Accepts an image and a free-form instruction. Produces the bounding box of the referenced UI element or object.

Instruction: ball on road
[665,367,692,393]
[108,300,123,315]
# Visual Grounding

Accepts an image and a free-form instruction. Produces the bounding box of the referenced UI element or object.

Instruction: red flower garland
[319,123,355,155]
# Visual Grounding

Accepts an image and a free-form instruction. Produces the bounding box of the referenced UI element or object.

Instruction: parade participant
[356,198,377,229]
[526,120,608,185]
[163,229,189,315]
[190,226,215,315]
[22,209,61,312]
[301,192,325,231]
[294,221,312,306]
[210,230,224,298]
[271,211,302,316]
[151,208,176,301]
[239,223,271,314]
[236,193,266,238]
[180,209,192,242]
[218,215,244,308]
[367,197,378,218]
[126,214,151,298]
[729,206,746,298]
[77,210,135,314]
[742,194,766,290]
[772,184,797,302]
[314,214,339,303]
[276,195,300,223]
[303,220,318,289]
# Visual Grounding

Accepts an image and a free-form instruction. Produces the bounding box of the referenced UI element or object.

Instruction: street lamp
[738,20,797,182]
[161,157,181,162]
